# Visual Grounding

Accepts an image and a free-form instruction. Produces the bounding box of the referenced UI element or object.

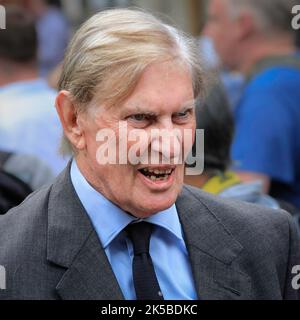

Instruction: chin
[132,194,178,218]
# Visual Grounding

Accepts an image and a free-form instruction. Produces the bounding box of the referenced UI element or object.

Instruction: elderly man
[204,0,300,209]
[0,9,299,300]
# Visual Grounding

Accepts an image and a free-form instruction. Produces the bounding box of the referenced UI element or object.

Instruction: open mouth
[138,167,174,182]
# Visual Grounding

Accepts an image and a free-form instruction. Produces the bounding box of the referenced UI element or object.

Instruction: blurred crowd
[0,0,299,232]
[193,0,300,230]
[0,0,69,212]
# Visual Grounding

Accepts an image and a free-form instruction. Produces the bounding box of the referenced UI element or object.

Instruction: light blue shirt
[70,160,197,300]
[0,79,68,175]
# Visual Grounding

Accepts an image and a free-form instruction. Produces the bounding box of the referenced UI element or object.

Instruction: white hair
[59,8,205,108]
[58,8,206,153]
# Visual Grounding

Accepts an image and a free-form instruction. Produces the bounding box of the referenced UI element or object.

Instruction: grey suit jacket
[0,164,299,300]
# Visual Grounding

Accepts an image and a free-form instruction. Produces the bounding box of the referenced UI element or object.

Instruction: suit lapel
[176,186,252,300]
[55,229,124,300]
[47,163,124,300]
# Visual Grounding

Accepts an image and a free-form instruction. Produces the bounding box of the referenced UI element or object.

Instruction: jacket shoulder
[0,183,62,299]
[180,185,300,299]
[182,184,292,230]
[0,183,51,236]
[0,184,52,269]
[180,184,297,259]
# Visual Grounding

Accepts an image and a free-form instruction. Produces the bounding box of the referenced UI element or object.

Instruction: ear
[55,90,86,151]
[236,11,256,41]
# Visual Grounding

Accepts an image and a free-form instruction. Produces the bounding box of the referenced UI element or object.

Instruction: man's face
[77,60,196,218]
[203,0,240,70]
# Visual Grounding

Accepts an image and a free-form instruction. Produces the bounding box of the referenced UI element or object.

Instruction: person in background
[1,151,54,191]
[0,6,68,175]
[296,29,300,50]
[184,85,280,210]
[204,0,300,209]
[198,35,245,111]
[24,0,70,77]
[0,150,54,215]
[184,84,300,233]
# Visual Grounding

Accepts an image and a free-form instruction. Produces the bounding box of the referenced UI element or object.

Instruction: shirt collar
[70,160,183,248]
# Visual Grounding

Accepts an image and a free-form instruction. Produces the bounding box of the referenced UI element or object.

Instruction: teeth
[142,168,173,174]
[149,174,169,181]
[140,167,174,182]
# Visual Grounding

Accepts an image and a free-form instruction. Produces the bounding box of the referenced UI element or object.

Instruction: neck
[0,62,38,86]
[237,35,296,74]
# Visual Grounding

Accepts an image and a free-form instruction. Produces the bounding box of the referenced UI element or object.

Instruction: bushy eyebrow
[124,99,196,115]
[180,100,196,110]
[125,105,156,116]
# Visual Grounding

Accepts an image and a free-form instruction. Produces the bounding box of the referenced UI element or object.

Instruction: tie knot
[126,222,153,255]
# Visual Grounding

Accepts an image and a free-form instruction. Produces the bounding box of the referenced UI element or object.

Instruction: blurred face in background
[203,0,241,70]
[0,0,23,5]
[23,0,46,18]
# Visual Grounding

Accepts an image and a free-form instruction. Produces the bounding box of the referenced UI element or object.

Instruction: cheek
[97,164,135,192]
[125,129,152,164]
[83,134,97,160]
[80,118,100,152]
[183,122,196,151]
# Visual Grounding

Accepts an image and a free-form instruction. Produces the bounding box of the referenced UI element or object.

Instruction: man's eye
[129,114,148,121]
[174,111,189,118]
[172,109,194,123]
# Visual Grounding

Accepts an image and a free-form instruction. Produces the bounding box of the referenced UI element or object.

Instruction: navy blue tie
[126,222,164,300]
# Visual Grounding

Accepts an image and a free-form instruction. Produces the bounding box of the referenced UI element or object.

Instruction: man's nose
[150,120,182,162]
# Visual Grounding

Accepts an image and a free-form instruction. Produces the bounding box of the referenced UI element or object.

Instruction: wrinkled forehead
[87,59,195,115]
